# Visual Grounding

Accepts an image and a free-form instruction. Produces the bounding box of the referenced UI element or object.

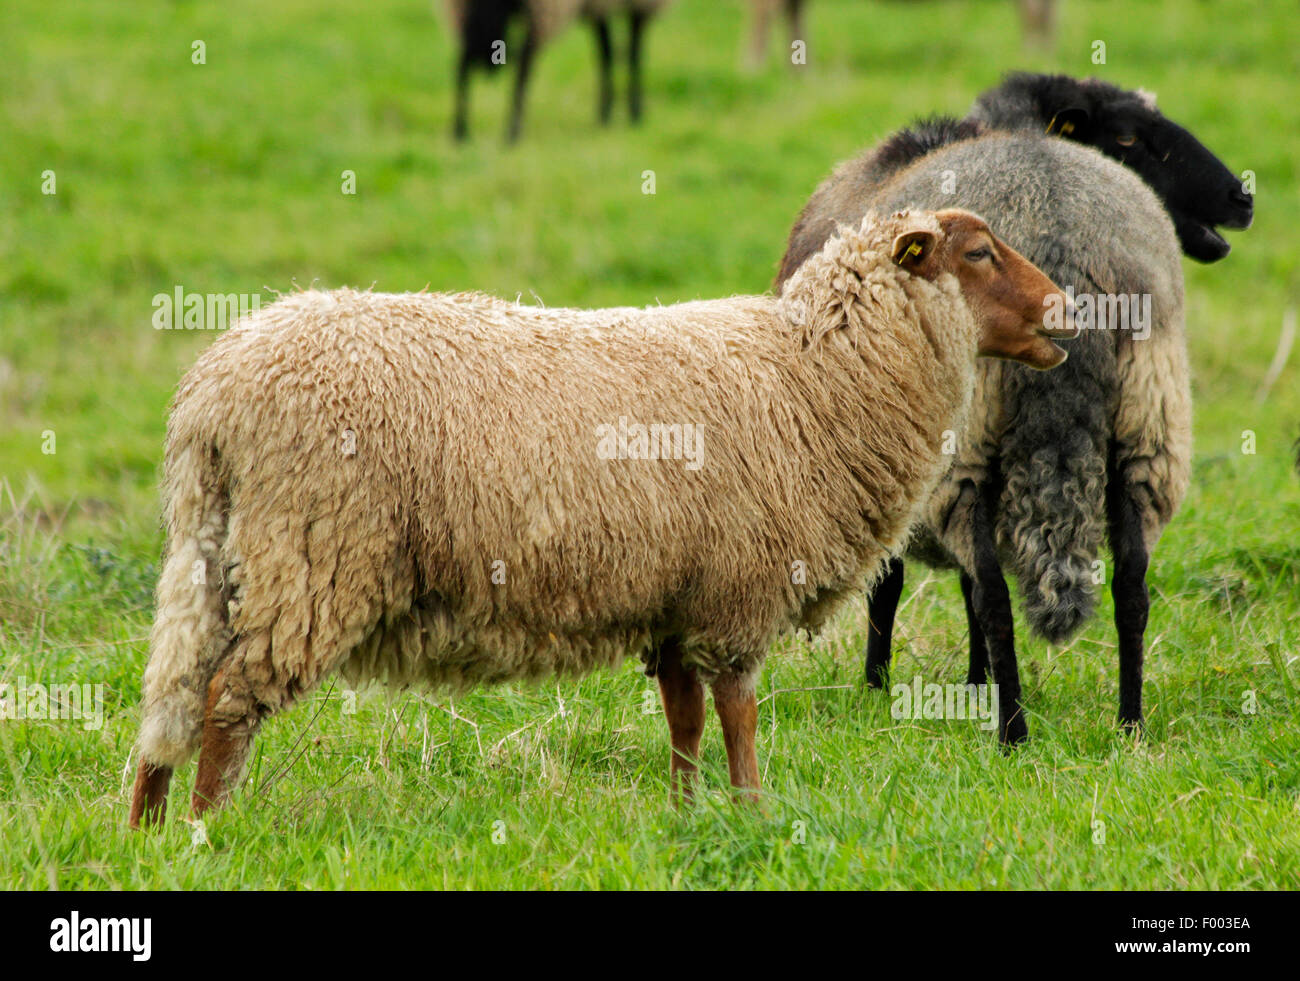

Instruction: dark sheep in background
[777,74,1254,743]
[968,73,1256,261]
[781,74,1254,281]
[445,0,672,143]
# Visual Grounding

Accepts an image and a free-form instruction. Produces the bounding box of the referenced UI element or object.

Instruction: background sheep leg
[785,0,805,54]
[1107,464,1150,734]
[505,25,539,143]
[967,491,1029,745]
[655,639,705,801]
[960,571,990,686]
[627,9,647,122]
[711,672,759,799]
[452,46,472,141]
[745,0,774,70]
[591,16,614,124]
[128,762,173,828]
[864,556,905,689]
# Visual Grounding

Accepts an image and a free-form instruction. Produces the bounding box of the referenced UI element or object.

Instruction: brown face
[892,210,1078,370]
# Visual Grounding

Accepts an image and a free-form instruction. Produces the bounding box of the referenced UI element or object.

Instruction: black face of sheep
[978,74,1255,262]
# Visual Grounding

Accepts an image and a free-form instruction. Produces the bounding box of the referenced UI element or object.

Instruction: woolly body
[785,133,1188,642]
[136,212,979,770]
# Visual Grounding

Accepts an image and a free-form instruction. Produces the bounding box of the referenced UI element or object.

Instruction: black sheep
[446,0,670,143]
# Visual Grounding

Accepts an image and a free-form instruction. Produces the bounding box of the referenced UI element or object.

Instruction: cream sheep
[128,209,1074,827]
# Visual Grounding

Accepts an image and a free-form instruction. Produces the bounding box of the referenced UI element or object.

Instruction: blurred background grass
[0,0,1297,888]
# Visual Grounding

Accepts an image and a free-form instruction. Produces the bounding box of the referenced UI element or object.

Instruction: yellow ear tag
[1046,113,1076,136]
[897,241,922,265]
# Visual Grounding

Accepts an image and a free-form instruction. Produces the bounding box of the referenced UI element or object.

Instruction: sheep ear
[1045,106,1090,140]
[892,229,937,269]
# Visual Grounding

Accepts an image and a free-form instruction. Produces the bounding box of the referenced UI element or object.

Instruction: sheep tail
[997,367,1109,645]
[135,438,232,770]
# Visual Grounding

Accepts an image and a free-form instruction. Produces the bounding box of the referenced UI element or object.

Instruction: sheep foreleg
[712,673,760,800]
[656,642,705,803]
[864,556,905,689]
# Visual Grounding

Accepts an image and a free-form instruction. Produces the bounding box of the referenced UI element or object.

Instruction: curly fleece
[135,211,980,770]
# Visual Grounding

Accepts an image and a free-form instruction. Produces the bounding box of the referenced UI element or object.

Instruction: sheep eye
[965,248,992,262]
[1116,134,1137,147]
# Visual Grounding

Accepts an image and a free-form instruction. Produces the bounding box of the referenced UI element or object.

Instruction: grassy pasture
[0,0,1297,889]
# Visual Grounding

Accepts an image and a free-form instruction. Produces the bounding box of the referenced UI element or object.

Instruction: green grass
[1,0,1298,889]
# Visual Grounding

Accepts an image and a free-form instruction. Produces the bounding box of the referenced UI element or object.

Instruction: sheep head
[893,209,1078,371]
[977,72,1254,262]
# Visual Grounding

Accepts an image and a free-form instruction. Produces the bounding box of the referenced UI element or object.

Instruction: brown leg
[712,672,760,800]
[128,761,173,829]
[191,668,259,817]
[656,642,705,802]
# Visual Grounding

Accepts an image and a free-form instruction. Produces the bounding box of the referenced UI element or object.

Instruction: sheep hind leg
[128,762,173,829]
[864,556,904,689]
[711,671,759,801]
[968,488,1028,746]
[960,571,990,686]
[191,658,266,818]
[1107,473,1149,736]
[655,640,705,803]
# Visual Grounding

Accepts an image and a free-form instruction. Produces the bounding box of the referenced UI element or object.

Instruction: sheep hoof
[1119,716,1145,740]
[128,761,172,831]
[999,715,1030,748]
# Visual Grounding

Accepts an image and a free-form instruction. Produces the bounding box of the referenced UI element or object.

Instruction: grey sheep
[776,75,1252,744]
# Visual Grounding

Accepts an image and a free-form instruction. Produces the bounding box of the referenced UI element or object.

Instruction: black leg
[864,557,905,689]
[967,487,1028,745]
[453,48,472,142]
[506,26,538,144]
[787,0,806,46]
[1107,463,1149,734]
[628,10,647,123]
[961,571,990,685]
[592,17,614,124]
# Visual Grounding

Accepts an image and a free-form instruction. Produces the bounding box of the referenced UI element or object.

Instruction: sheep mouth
[1197,223,1231,251]
[1177,215,1235,263]
[1036,321,1080,341]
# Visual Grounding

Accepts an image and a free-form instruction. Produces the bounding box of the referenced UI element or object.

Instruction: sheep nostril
[1229,185,1253,209]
